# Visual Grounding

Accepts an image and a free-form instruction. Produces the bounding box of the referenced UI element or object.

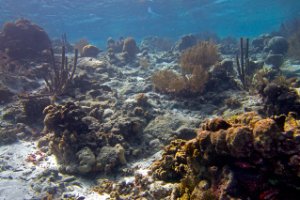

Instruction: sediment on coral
[151,112,300,199]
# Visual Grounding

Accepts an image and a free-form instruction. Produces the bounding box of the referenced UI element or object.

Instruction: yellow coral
[284,112,300,132]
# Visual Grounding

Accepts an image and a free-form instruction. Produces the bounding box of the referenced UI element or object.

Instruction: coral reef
[219,36,238,55]
[41,102,134,175]
[0,19,51,60]
[122,37,139,62]
[180,41,219,73]
[42,46,78,97]
[265,53,284,68]
[2,12,300,200]
[51,33,74,54]
[288,28,300,60]
[257,76,300,116]
[106,37,124,53]
[174,34,197,51]
[21,97,51,123]
[251,34,272,53]
[42,102,98,174]
[152,41,223,96]
[151,112,300,199]
[265,36,289,55]
[152,69,187,94]
[0,126,18,145]
[0,83,14,104]
[81,45,101,58]
[140,36,173,52]
[235,37,264,89]
[74,38,89,56]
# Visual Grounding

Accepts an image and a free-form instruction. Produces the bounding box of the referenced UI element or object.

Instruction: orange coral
[152,112,300,199]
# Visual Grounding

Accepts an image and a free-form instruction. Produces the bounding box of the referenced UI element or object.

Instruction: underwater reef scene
[2,1,300,200]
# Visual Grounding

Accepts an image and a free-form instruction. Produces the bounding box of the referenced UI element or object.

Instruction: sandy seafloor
[0,140,163,199]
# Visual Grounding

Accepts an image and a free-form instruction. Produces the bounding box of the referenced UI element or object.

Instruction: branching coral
[152,41,219,96]
[151,66,209,95]
[152,69,187,94]
[235,37,264,90]
[180,41,219,74]
[43,46,78,97]
[186,66,209,93]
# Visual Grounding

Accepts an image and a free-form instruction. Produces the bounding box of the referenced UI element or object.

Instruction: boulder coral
[41,102,127,175]
[152,112,300,199]
[81,45,101,58]
[0,19,51,60]
[122,37,139,61]
[259,78,300,116]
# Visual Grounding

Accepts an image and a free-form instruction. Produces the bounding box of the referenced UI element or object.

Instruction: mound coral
[174,34,197,51]
[81,45,101,58]
[258,76,300,116]
[152,112,300,199]
[122,37,139,61]
[0,19,51,60]
[41,102,126,175]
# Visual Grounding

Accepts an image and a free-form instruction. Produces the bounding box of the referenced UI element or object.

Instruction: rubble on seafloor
[1,19,300,199]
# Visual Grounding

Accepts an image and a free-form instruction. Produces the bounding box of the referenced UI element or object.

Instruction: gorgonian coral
[180,41,219,74]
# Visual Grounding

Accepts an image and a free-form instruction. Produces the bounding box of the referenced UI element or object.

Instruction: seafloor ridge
[1,18,300,200]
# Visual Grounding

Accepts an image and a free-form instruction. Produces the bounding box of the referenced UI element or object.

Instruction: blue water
[0,0,300,47]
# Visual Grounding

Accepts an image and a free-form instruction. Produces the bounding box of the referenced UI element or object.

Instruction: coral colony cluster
[1,18,300,199]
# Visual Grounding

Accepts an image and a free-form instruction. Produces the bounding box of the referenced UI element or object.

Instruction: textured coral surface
[152,112,300,200]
